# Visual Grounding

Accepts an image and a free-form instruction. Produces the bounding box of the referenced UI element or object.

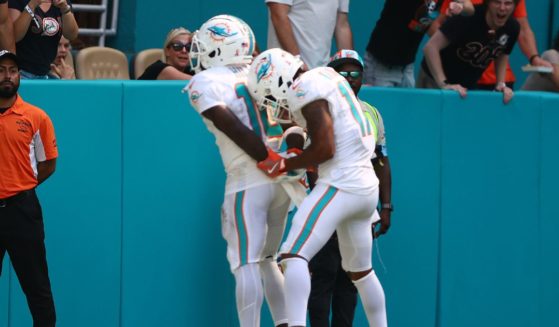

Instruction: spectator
[266,0,353,69]
[431,0,552,89]
[364,0,473,87]
[49,35,74,79]
[308,49,393,327]
[521,30,559,92]
[0,0,14,51]
[419,0,520,104]
[137,27,194,80]
[9,0,79,79]
[0,50,58,327]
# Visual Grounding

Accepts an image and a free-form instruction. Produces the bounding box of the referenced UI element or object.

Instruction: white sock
[352,270,387,327]
[234,263,264,327]
[281,257,310,326]
[260,259,287,326]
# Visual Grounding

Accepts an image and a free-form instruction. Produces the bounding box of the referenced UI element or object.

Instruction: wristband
[62,6,72,15]
[494,82,507,92]
[381,203,394,212]
[24,5,41,29]
[529,54,539,65]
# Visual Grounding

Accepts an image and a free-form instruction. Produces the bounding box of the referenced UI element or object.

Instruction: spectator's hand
[50,60,74,80]
[52,0,70,10]
[531,56,553,68]
[373,209,391,238]
[446,1,464,16]
[495,84,514,104]
[443,83,468,98]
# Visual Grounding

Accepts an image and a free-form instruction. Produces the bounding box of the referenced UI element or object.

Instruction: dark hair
[554,30,559,51]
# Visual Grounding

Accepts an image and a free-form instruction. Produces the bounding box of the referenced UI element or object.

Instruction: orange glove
[257,149,286,178]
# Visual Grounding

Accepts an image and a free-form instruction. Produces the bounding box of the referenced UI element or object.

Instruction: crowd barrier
[1,81,558,327]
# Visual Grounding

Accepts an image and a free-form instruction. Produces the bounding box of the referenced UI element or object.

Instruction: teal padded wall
[2,82,558,326]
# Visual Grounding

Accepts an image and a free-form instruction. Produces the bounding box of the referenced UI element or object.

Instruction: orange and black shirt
[0,95,58,198]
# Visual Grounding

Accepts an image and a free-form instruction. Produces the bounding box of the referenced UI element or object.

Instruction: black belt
[0,189,35,208]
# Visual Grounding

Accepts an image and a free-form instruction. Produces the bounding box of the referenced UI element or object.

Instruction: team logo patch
[255,54,273,83]
[190,90,202,104]
[208,23,238,42]
[497,34,509,46]
[42,17,59,36]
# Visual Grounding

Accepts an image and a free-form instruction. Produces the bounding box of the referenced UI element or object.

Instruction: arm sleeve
[37,112,58,161]
[265,0,293,5]
[513,0,527,18]
[187,73,228,114]
[339,0,349,13]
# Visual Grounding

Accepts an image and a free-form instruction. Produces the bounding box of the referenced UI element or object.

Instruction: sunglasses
[169,42,191,52]
[339,71,362,78]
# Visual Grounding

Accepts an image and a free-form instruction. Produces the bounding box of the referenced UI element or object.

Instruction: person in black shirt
[363,0,473,87]
[9,0,79,79]
[138,27,194,80]
[419,0,520,103]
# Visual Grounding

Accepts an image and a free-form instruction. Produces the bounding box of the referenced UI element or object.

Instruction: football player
[248,48,387,327]
[185,15,305,327]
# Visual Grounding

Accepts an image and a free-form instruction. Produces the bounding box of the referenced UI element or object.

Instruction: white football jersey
[186,65,283,194]
[286,67,379,195]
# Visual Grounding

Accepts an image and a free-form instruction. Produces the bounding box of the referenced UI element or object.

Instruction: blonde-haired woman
[138,27,194,80]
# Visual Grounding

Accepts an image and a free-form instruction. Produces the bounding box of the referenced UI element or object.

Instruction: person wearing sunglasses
[306,49,393,327]
[138,27,194,80]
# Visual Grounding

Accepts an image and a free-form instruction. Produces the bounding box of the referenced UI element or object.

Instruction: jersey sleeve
[339,0,349,13]
[513,0,527,18]
[440,0,452,15]
[37,111,58,161]
[265,0,293,5]
[287,68,336,115]
[187,72,228,114]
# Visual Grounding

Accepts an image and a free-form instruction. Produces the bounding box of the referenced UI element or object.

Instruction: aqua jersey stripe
[235,84,263,138]
[234,191,249,265]
[289,186,338,254]
[338,82,370,136]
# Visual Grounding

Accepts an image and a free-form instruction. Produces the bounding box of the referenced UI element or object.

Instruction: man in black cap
[0,50,58,327]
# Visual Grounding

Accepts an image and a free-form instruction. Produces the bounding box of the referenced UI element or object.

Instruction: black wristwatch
[381,203,394,212]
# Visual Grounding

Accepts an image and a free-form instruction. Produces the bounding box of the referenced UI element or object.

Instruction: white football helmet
[247,48,304,124]
[190,15,256,73]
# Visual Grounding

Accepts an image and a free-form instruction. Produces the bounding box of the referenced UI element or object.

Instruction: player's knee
[347,268,373,281]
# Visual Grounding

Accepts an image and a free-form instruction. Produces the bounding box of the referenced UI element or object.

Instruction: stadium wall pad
[1,81,558,327]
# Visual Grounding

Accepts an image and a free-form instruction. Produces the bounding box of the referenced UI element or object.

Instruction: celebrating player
[248,48,387,327]
[185,15,305,327]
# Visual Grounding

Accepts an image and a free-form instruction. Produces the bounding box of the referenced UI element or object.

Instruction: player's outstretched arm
[203,105,268,161]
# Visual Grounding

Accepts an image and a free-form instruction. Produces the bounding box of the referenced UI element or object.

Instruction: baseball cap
[327,49,364,70]
[0,50,19,67]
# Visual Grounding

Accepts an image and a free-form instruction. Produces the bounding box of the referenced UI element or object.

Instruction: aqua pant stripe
[234,191,249,265]
[289,186,338,254]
